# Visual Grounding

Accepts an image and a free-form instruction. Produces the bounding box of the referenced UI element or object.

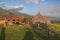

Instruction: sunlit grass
[0,23,60,40]
[0,24,40,40]
[48,23,60,33]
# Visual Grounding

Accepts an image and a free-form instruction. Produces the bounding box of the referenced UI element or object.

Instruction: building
[31,12,51,24]
[0,12,25,25]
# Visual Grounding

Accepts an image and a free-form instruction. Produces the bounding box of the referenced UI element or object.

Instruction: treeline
[51,20,60,23]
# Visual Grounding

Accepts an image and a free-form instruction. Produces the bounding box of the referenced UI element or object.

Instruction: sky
[0,0,60,17]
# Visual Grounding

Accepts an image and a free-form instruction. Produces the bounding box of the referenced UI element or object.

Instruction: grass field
[48,24,60,33]
[0,24,40,40]
[0,24,60,40]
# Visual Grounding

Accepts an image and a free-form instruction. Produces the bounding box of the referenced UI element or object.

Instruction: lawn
[0,23,60,40]
[48,24,60,33]
[0,24,39,40]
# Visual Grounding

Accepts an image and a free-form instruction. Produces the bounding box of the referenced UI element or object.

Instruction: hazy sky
[0,0,60,17]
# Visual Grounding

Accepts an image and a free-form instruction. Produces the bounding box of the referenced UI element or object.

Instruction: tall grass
[0,24,40,40]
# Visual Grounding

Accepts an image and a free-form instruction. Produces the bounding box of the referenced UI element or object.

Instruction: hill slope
[0,7,31,17]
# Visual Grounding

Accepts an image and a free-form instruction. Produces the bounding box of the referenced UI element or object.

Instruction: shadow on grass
[0,27,6,40]
[23,29,34,40]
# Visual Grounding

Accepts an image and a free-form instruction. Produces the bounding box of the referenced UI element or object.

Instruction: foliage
[25,16,31,20]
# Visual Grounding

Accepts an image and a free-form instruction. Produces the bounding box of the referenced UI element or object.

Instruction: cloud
[0,2,6,5]
[12,0,45,4]
[41,0,45,2]
[40,2,48,9]
[23,0,38,4]
[41,5,60,17]
[33,0,38,4]
[4,5,25,12]
[0,2,25,12]
[12,0,20,1]
[0,2,7,7]
[48,6,60,17]
[39,0,60,18]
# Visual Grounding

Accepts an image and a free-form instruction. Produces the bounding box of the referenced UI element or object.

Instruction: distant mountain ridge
[0,7,31,16]
[0,7,7,16]
[48,16,60,21]
[0,7,60,21]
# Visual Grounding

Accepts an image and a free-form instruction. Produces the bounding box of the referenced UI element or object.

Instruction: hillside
[2,12,24,19]
[0,7,6,16]
[0,7,60,22]
[0,7,31,17]
[48,16,60,21]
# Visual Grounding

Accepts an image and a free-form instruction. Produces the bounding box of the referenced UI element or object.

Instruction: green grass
[48,24,60,33]
[0,23,60,40]
[25,16,31,20]
[32,23,60,40]
[0,24,40,40]
[48,24,60,40]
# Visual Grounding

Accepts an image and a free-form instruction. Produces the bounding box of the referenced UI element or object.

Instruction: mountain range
[0,7,31,16]
[0,7,60,21]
